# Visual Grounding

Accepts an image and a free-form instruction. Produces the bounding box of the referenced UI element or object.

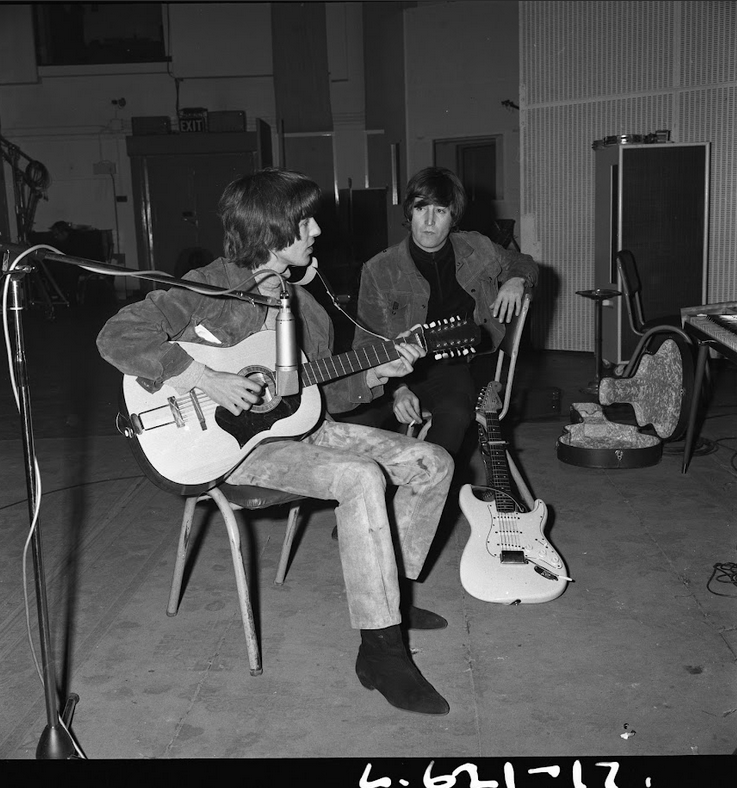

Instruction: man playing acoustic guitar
[97,167,454,715]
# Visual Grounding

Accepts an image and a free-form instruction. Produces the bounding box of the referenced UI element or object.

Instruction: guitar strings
[151,342,404,425]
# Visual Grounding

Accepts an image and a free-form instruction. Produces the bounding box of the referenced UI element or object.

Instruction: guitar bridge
[500,550,526,564]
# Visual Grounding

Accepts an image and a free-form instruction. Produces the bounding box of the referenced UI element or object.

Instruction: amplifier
[208,110,247,133]
[131,116,171,135]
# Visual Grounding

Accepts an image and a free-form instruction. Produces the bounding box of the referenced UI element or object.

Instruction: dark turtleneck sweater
[409,236,475,324]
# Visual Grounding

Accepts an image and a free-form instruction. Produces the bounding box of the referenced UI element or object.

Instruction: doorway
[434,135,504,240]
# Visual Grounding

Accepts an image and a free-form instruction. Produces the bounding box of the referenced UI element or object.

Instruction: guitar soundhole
[239,365,280,414]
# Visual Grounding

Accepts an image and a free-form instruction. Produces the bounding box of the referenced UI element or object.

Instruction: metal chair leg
[274,503,301,585]
[209,487,263,676]
[167,495,198,617]
[506,449,536,511]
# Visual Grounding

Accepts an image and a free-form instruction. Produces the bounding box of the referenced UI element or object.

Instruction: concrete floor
[1,298,736,772]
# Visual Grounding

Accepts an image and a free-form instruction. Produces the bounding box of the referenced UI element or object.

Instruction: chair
[406,292,536,510]
[491,291,532,423]
[167,483,305,676]
[487,292,536,510]
[616,249,694,377]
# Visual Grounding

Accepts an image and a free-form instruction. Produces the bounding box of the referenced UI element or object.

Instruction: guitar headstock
[406,316,481,359]
[475,380,503,424]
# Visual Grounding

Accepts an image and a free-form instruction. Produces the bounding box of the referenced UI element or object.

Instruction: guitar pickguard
[459,484,568,604]
[215,391,304,448]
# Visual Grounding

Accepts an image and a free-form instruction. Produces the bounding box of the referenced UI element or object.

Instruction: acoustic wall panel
[681,1,737,87]
[520,1,737,352]
[522,1,675,105]
[680,86,737,304]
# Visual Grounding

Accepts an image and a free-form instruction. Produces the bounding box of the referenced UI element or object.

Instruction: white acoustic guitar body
[121,333,322,492]
[118,318,481,495]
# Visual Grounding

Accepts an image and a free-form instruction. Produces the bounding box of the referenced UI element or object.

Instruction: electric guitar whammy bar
[459,381,569,604]
[117,317,480,495]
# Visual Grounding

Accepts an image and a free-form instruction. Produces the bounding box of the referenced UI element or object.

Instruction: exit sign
[178,108,208,133]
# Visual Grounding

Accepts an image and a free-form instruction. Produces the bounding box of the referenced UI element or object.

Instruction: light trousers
[227,419,453,629]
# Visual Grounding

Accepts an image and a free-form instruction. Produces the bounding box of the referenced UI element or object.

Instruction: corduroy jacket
[96,257,377,413]
[354,231,538,355]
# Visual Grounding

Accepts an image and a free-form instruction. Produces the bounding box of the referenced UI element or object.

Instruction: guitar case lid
[597,335,694,441]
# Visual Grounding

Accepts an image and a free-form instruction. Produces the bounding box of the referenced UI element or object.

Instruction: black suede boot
[355,625,450,715]
[402,604,448,630]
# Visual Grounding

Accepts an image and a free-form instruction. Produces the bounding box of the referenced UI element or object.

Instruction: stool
[576,288,621,394]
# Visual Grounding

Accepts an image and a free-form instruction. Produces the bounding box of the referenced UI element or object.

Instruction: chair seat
[218,483,303,510]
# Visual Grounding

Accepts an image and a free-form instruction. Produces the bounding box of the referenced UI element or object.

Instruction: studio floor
[1,297,736,774]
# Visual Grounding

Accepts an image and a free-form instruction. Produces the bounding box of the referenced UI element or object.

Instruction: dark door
[145,152,255,276]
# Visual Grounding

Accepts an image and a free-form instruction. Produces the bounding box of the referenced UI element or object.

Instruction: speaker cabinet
[594,142,710,364]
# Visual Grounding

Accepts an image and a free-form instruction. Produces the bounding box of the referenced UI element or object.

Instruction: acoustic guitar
[459,381,568,604]
[117,317,480,495]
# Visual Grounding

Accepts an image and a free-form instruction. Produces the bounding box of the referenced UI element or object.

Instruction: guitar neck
[482,411,516,512]
[301,340,403,386]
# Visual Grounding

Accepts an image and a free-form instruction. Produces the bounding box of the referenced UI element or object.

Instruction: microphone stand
[1,245,279,759]
[4,260,80,758]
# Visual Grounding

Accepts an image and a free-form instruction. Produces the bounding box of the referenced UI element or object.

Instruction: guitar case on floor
[557,335,695,469]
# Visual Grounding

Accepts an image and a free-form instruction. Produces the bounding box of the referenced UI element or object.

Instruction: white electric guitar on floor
[117,317,480,495]
[459,381,568,604]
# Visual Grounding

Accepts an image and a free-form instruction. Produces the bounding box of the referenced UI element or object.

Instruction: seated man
[345,166,538,461]
[96,167,454,715]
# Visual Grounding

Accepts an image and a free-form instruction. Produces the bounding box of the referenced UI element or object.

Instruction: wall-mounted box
[131,116,171,136]
[208,110,246,133]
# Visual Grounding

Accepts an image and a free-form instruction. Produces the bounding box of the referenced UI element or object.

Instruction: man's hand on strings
[198,367,264,415]
[373,332,426,380]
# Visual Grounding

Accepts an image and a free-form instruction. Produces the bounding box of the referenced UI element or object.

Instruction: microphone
[275,290,300,396]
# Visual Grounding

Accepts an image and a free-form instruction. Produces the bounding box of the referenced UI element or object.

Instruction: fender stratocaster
[118,317,480,495]
[459,381,568,604]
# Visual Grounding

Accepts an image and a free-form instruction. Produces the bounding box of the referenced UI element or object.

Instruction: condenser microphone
[275,290,300,396]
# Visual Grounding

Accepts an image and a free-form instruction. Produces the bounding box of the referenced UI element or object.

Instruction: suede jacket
[96,257,376,413]
[354,231,538,356]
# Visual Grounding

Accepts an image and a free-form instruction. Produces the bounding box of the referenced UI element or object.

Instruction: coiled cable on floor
[706,562,737,597]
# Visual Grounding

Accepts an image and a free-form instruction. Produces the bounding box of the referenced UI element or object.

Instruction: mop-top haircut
[402,166,467,228]
[219,167,321,269]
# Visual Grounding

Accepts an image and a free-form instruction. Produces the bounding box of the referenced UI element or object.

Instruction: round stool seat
[576,288,622,301]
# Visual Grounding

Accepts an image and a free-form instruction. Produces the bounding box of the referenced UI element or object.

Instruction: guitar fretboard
[481,411,516,513]
[302,340,400,386]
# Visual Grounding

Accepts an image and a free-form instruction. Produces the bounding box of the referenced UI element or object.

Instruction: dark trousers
[338,359,477,457]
